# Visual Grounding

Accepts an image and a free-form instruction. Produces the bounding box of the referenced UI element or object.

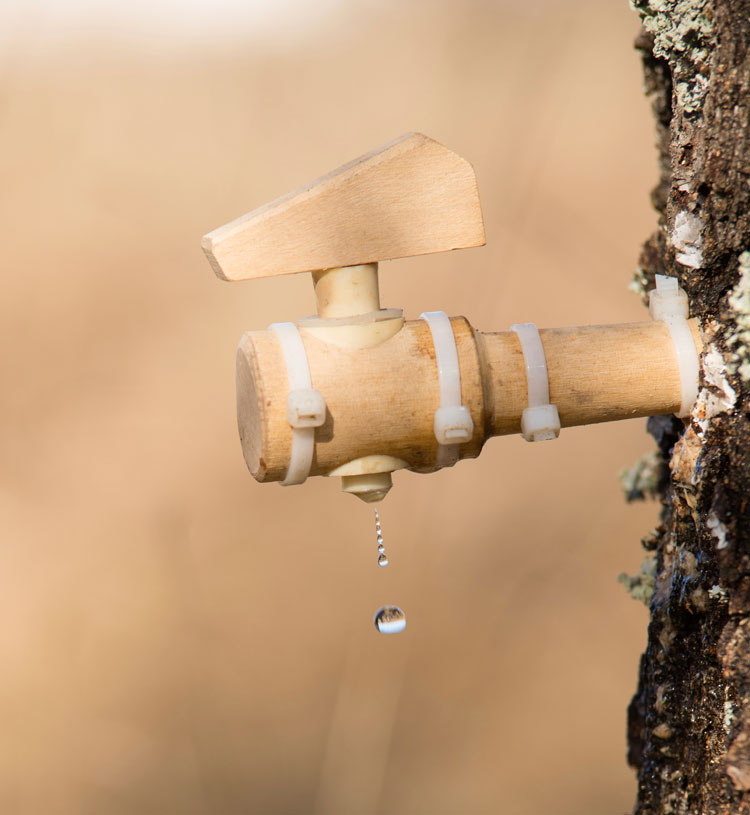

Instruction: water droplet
[373,507,389,565]
[374,605,406,634]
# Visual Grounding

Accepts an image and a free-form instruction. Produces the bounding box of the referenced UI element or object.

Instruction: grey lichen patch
[694,346,737,435]
[709,584,728,602]
[619,451,663,501]
[671,210,704,268]
[629,267,648,297]
[618,555,657,606]
[658,768,684,815]
[669,424,702,493]
[727,251,750,382]
[707,510,729,549]
[630,0,713,114]
[725,695,735,731]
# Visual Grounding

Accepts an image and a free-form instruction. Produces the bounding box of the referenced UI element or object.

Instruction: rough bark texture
[627,1,750,813]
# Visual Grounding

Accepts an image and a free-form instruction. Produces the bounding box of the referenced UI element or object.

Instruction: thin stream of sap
[372,507,405,633]
[374,507,388,567]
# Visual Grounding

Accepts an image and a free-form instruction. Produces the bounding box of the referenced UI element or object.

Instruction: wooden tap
[202,133,702,499]
[203,132,487,500]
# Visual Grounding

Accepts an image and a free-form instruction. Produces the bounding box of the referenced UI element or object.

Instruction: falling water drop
[374,605,406,634]
[371,510,404,629]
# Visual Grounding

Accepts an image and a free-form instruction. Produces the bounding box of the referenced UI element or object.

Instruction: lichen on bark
[631,0,714,114]
[626,2,750,813]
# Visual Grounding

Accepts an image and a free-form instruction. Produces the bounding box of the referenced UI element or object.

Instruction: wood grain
[203,133,485,281]
[237,318,701,482]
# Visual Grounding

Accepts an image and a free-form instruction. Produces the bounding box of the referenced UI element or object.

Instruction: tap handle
[201,132,485,282]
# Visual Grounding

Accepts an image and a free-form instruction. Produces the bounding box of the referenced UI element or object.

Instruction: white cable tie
[419,311,474,468]
[649,275,699,417]
[268,322,326,485]
[509,322,560,442]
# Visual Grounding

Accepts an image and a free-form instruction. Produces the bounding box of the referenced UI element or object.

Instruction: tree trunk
[626,1,750,812]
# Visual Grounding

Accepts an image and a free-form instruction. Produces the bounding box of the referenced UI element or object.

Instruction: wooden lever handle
[202,133,485,282]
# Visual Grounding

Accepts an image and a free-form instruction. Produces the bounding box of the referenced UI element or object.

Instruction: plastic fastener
[648,275,699,418]
[286,389,326,429]
[420,311,474,468]
[510,322,560,442]
[648,275,689,321]
[268,322,325,485]
[434,405,474,445]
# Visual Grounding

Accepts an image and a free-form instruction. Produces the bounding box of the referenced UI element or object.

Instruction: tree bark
[627,1,750,813]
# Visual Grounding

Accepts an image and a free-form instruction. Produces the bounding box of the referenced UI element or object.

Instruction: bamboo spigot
[202,132,486,501]
[202,134,702,503]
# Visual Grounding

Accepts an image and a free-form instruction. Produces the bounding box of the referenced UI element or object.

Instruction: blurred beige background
[2,1,661,812]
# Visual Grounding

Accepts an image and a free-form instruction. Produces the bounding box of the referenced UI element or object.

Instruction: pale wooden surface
[237,317,484,481]
[202,133,485,282]
[237,318,701,482]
